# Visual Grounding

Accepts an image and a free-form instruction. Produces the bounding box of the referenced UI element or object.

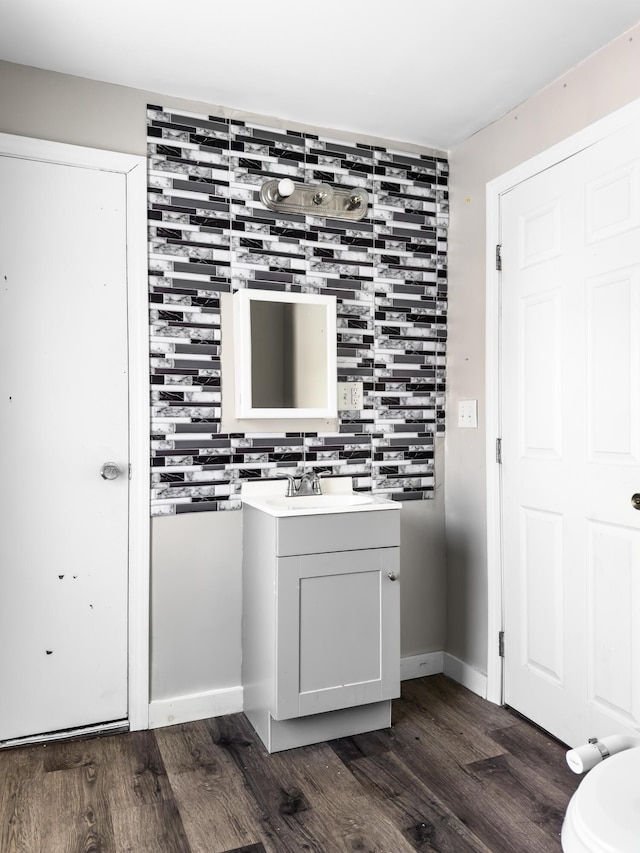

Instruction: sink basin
[241,476,400,517]
[265,493,374,510]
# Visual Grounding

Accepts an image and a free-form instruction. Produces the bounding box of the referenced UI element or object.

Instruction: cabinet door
[274,548,400,720]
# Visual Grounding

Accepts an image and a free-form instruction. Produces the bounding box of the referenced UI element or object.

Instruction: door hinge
[496,437,502,464]
[495,244,502,271]
[128,463,132,480]
[498,631,505,658]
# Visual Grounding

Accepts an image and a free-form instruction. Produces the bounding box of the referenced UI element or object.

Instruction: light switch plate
[337,382,363,410]
[458,399,478,428]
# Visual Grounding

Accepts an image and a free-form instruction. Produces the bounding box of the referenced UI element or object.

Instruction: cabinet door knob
[387,571,399,581]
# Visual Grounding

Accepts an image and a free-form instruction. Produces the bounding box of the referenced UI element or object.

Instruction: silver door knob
[100,462,121,480]
[632,493,640,510]
[387,571,399,581]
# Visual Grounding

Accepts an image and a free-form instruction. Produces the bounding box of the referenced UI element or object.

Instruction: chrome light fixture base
[260,178,369,221]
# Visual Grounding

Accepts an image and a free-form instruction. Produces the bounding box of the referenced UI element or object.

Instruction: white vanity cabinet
[242,498,401,753]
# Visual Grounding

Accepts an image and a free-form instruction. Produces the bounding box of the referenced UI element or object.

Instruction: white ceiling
[2,0,640,150]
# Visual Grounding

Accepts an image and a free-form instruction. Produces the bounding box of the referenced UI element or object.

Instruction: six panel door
[500,118,640,746]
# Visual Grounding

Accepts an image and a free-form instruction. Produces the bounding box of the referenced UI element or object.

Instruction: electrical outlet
[458,399,478,428]
[337,382,363,411]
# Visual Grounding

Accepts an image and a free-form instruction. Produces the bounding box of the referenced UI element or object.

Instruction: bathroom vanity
[241,478,401,753]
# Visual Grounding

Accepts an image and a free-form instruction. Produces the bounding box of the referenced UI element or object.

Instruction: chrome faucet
[276,471,322,497]
[297,471,321,496]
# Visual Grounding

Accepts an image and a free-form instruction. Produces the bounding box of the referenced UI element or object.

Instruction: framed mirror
[234,289,337,419]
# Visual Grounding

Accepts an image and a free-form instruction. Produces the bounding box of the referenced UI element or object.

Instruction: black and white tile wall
[147,106,448,516]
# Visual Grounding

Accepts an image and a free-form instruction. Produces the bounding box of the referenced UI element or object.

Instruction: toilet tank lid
[571,748,640,852]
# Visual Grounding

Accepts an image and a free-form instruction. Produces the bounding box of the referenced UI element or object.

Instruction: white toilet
[561,746,640,852]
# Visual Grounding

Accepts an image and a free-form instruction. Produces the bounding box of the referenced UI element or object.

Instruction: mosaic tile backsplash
[147,105,448,515]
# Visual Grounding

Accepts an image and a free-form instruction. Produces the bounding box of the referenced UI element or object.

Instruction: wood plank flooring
[0,675,580,852]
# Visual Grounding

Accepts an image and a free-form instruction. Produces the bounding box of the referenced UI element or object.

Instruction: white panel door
[501,118,640,747]
[0,153,130,741]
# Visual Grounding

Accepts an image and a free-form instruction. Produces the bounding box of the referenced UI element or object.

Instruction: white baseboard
[149,685,244,729]
[148,654,488,730]
[400,651,444,681]
[443,653,487,699]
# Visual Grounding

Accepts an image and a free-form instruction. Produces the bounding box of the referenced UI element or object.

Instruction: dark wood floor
[0,675,580,852]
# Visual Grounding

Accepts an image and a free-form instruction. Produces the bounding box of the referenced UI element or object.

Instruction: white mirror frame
[233,288,337,419]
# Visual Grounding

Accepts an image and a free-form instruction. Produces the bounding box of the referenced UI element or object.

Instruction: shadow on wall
[445,526,488,672]
[398,477,447,655]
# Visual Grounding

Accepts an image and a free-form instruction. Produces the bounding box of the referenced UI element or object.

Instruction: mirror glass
[250,301,328,409]
[234,290,337,419]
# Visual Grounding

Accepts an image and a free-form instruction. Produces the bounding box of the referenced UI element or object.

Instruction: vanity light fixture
[260,177,369,221]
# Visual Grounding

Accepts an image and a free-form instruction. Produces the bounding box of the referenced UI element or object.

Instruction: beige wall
[0,60,447,704]
[0,60,434,158]
[446,24,640,672]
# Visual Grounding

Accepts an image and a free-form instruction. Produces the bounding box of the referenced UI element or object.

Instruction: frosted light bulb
[277,178,295,198]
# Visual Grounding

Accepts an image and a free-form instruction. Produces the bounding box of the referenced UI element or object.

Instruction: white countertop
[241,476,401,517]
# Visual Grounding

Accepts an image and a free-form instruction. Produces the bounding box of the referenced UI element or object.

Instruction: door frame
[484,96,640,706]
[0,132,150,731]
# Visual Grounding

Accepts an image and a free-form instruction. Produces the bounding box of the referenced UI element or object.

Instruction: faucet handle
[275,472,297,497]
[314,470,333,494]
